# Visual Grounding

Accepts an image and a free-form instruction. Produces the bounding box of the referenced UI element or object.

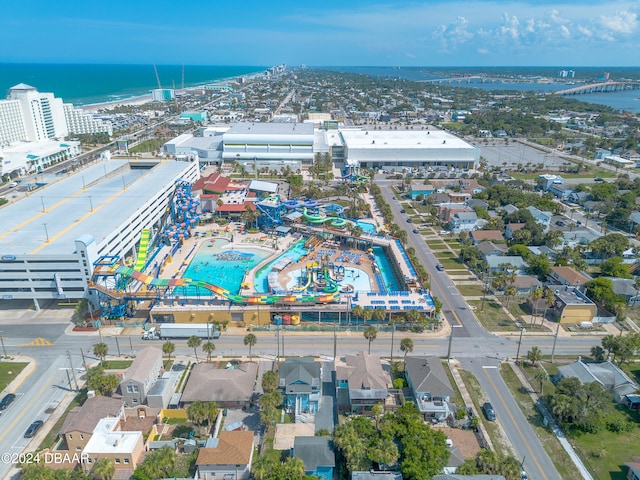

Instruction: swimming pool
[372,246,403,292]
[182,239,271,295]
[254,239,309,293]
[355,221,377,234]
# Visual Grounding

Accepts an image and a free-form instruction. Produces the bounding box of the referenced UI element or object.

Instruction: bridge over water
[554,81,640,95]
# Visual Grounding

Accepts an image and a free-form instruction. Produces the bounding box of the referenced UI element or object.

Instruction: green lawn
[444,362,465,408]
[0,362,28,392]
[500,364,582,480]
[435,251,457,258]
[129,138,165,153]
[468,300,519,331]
[101,360,133,370]
[437,257,464,269]
[457,284,486,296]
[516,363,640,480]
[426,242,447,249]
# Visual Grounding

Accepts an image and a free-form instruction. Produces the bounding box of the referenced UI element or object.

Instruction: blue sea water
[0,63,265,106]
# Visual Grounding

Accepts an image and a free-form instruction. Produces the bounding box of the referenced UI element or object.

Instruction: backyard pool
[182,239,272,295]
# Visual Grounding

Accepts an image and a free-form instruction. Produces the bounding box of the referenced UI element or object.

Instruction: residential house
[336,352,392,415]
[426,192,452,205]
[196,430,254,480]
[293,436,335,480]
[561,228,602,248]
[458,178,485,195]
[449,211,478,233]
[485,255,527,274]
[181,362,258,409]
[405,356,454,422]
[278,357,321,414]
[538,174,564,190]
[594,148,612,160]
[504,223,526,240]
[58,395,125,455]
[82,417,144,473]
[549,183,575,199]
[120,347,163,407]
[352,472,403,480]
[499,204,519,216]
[568,191,589,205]
[526,206,553,230]
[556,359,639,404]
[548,266,591,289]
[527,246,559,260]
[604,277,640,306]
[439,205,472,223]
[434,476,506,480]
[629,212,640,233]
[448,192,472,204]
[466,199,489,210]
[409,181,435,200]
[469,230,504,245]
[476,241,508,260]
[549,285,597,324]
[507,275,541,296]
[625,457,640,480]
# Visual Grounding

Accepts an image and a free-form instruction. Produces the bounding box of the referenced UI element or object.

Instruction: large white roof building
[340,128,478,170]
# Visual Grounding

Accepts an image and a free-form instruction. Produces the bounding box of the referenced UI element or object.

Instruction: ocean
[0,64,265,106]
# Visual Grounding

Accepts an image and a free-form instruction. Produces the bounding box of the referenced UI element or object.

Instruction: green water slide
[301,208,347,227]
[323,268,339,293]
[133,230,152,271]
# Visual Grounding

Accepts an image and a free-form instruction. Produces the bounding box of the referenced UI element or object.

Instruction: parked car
[483,402,496,421]
[8,182,18,188]
[436,264,445,271]
[24,420,43,438]
[399,209,406,214]
[439,230,450,235]
[412,229,419,234]
[406,218,413,223]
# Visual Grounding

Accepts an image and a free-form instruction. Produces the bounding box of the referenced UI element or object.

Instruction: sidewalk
[507,361,594,480]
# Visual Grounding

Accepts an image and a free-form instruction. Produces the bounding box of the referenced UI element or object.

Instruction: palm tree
[364,326,378,354]
[244,333,257,362]
[162,341,175,364]
[533,368,547,395]
[529,287,543,327]
[541,291,555,327]
[503,285,517,307]
[352,305,364,323]
[90,458,115,480]
[202,341,216,363]
[187,335,202,363]
[527,346,542,367]
[93,342,108,363]
[400,338,414,366]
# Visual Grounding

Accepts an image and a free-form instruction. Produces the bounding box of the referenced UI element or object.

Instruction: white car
[8,182,18,188]
[439,230,451,235]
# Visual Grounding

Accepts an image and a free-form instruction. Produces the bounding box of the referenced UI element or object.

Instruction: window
[115,458,120,464]
[80,434,84,440]
[68,434,73,439]
[76,447,82,451]
[124,458,130,464]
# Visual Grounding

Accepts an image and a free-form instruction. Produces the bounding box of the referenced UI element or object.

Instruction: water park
[89,177,436,328]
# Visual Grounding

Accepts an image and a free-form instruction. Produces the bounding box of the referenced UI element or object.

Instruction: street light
[0,332,7,359]
[515,326,526,365]
[43,223,50,243]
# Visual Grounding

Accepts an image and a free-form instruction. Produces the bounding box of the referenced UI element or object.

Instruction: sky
[2,0,639,66]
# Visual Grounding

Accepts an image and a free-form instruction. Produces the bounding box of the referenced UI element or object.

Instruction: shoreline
[79,71,265,112]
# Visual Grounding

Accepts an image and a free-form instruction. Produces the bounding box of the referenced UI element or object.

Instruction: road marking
[482,368,548,480]
[18,337,52,347]
[482,366,498,369]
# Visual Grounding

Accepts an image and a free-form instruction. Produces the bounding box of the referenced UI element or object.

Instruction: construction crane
[153,63,162,89]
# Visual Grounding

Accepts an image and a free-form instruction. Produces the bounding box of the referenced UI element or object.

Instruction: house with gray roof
[562,229,602,248]
[434,475,506,480]
[476,241,508,260]
[485,255,527,274]
[499,204,519,215]
[557,359,639,404]
[120,347,163,407]
[352,472,403,480]
[181,362,258,408]
[278,357,321,414]
[526,206,552,230]
[293,436,335,480]
[336,352,391,415]
[604,277,640,306]
[405,356,454,421]
[449,211,478,233]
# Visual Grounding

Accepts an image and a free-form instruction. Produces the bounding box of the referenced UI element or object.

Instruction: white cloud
[599,10,638,34]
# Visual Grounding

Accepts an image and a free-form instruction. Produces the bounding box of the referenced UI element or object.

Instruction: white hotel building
[0,158,199,309]
[0,84,112,177]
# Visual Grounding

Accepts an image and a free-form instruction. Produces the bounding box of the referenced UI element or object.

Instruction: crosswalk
[18,337,52,347]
